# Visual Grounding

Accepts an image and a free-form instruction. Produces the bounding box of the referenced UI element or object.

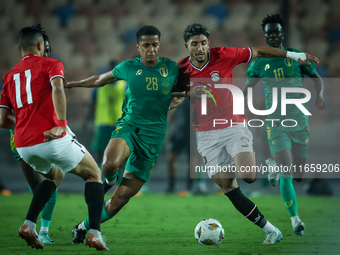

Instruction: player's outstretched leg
[213,172,283,244]
[101,138,130,194]
[71,171,144,245]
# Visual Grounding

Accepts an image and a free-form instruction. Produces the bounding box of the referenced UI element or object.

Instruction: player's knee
[101,159,121,175]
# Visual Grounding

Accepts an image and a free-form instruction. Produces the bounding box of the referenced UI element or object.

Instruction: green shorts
[111,125,162,182]
[91,125,116,153]
[266,126,309,158]
[10,132,21,161]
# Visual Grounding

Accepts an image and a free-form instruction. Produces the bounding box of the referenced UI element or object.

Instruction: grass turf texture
[0,193,339,255]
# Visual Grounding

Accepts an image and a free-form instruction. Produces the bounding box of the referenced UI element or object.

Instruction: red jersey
[0,54,65,147]
[177,47,252,132]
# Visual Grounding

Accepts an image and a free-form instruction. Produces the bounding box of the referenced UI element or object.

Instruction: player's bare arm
[0,107,16,129]
[309,71,326,110]
[251,46,320,65]
[44,77,67,141]
[169,96,185,110]
[65,71,118,88]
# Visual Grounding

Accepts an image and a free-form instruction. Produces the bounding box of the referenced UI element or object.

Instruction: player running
[174,23,319,244]
[0,26,108,251]
[65,26,179,244]
[244,14,325,235]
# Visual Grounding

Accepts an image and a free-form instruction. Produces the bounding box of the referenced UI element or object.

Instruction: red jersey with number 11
[177,47,252,132]
[0,54,65,147]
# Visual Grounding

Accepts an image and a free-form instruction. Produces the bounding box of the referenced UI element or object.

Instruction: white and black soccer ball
[194,218,225,245]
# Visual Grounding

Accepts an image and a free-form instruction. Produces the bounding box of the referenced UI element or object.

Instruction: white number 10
[13,69,33,108]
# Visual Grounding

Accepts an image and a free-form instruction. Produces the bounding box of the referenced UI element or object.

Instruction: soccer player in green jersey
[65,26,179,244]
[244,14,326,236]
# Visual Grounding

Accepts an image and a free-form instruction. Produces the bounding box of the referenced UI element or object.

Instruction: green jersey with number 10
[247,47,316,131]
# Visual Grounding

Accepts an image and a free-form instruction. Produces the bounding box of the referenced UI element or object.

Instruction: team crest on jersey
[284,58,293,67]
[265,64,270,71]
[159,65,168,77]
[136,69,142,75]
[210,71,220,82]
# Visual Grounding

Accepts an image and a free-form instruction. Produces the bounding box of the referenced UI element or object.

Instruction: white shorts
[196,124,254,178]
[17,134,85,174]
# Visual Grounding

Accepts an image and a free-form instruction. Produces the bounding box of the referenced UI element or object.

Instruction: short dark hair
[19,26,43,50]
[136,26,161,43]
[261,14,285,31]
[183,23,210,43]
[32,23,50,42]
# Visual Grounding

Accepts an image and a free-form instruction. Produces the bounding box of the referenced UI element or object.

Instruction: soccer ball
[194,218,225,245]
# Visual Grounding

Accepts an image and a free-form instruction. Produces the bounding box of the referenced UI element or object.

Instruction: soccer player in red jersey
[0,26,109,251]
[176,23,319,244]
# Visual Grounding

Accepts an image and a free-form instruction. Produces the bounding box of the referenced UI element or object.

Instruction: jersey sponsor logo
[210,71,220,82]
[284,58,293,67]
[265,64,270,71]
[136,69,142,75]
[159,64,168,78]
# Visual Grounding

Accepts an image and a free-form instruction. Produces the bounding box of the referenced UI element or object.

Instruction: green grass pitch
[0,193,339,255]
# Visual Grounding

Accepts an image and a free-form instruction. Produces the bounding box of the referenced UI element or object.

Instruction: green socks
[102,172,118,184]
[84,201,113,230]
[280,175,298,217]
[41,189,58,224]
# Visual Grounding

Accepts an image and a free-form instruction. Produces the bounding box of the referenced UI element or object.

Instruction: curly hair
[183,23,210,43]
[261,14,285,31]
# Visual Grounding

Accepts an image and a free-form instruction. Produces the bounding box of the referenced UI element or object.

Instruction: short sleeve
[219,47,252,69]
[112,61,128,80]
[48,60,65,82]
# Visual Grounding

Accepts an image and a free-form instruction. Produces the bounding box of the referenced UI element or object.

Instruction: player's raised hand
[286,51,320,65]
[44,127,66,142]
[315,94,326,110]
[299,53,320,65]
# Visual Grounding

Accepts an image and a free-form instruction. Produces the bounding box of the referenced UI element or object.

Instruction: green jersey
[247,47,316,131]
[112,57,178,144]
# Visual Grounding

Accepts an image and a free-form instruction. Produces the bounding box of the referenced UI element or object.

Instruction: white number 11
[13,69,32,108]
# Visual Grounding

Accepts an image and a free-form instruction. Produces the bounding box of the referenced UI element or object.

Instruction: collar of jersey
[21,54,39,61]
[189,50,210,71]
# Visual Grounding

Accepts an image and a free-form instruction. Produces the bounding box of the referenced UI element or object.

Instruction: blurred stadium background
[0,0,339,194]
